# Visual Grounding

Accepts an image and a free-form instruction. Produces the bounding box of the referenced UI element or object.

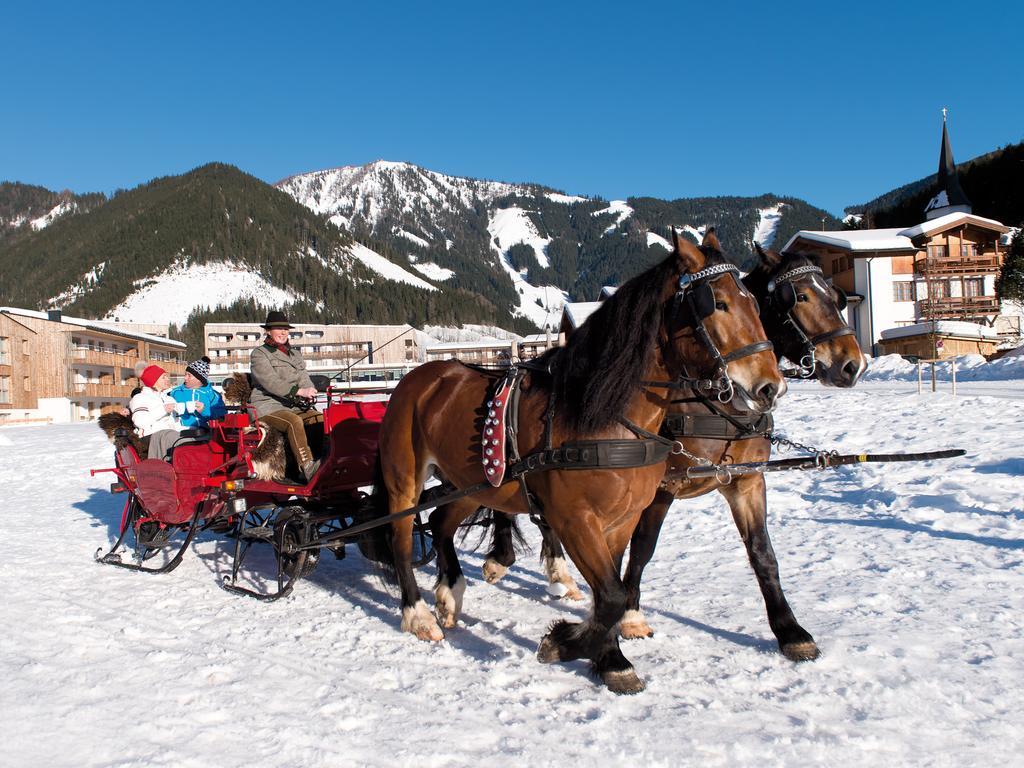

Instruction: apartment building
[0,308,186,423]
[204,322,422,386]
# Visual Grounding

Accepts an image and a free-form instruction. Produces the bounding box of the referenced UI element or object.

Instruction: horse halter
[667,262,774,403]
[765,264,854,377]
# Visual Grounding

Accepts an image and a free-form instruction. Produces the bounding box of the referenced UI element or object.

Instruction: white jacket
[130,386,183,437]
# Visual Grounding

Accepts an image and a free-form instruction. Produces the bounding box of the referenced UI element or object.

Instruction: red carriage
[92,385,431,600]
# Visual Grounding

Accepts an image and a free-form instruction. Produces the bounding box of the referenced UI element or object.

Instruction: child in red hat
[129,364,184,460]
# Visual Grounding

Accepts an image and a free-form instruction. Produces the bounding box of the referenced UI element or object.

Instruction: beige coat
[249,343,315,418]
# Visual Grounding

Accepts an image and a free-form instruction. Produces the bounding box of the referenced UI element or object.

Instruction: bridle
[650,261,774,404]
[764,264,854,378]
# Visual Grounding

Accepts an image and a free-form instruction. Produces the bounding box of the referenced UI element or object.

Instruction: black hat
[261,310,294,330]
[185,356,211,386]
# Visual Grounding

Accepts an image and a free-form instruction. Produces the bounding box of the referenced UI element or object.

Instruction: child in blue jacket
[169,356,226,428]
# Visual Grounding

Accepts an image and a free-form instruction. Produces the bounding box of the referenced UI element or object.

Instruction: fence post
[952,358,957,397]
[930,361,936,393]
[917,361,923,394]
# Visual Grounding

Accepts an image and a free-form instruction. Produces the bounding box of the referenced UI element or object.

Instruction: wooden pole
[917,361,923,394]
[930,361,936,393]
[952,358,957,396]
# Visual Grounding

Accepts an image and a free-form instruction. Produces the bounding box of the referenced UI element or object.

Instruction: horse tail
[355,454,397,574]
[457,508,531,555]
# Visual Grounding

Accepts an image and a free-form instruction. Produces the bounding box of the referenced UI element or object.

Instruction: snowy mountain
[277,161,827,329]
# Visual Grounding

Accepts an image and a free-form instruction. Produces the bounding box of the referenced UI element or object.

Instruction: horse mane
[549,248,724,434]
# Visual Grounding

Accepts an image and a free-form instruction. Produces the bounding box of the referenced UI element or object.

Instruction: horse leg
[539,522,584,601]
[619,488,674,639]
[719,475,819,661]
[482,511,516,584]
[429,498,477,629]
[390,511,443,641]
[537,510,644,694]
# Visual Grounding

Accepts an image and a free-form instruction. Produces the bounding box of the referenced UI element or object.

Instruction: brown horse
[478,244,866,661]
[367,230,784,693]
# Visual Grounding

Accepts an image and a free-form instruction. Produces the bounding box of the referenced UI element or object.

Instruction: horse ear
[674,230,704,273]
[701,227,722,251]
[755,242,782,267]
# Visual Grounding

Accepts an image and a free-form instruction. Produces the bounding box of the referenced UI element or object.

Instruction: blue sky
[3,1,1021,216]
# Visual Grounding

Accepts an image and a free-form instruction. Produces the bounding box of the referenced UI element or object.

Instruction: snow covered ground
[2,380,1023,767]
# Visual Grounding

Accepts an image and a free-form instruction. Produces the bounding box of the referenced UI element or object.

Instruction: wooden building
[0,308,186,423]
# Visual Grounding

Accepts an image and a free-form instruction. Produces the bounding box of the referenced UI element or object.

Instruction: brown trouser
[260,409,324,466]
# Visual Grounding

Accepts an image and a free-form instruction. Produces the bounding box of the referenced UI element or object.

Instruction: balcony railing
[72,348,139,368]
[914,255,1001,275]
[918,295,1001,317]
[73,382,135,398]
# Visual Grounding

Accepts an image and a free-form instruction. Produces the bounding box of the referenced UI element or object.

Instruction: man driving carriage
[250,310,324,481]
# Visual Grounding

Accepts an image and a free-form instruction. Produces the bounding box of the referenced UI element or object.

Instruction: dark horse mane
[543,247,731,435]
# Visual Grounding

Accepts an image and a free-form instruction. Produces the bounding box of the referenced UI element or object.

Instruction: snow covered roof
[879,321,1000,341]
[561,301,603,329]
[783,212,1010,254]
[1,306,186,348]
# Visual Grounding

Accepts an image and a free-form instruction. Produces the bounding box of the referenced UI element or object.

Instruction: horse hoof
[401,600,444,642]
[782,640,820,662]
[434,578,465,630]
[563,585,584,601]
[603,668,645,695]
[482,559,508,584]
[619,611,654,639]
[536,636,562,663]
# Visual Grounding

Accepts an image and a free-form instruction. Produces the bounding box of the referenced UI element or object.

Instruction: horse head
[660,228,785,413]
[749,243,867,387]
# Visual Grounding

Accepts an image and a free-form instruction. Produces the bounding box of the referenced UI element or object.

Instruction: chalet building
[204,322,422,387]
[0,307,186,424]
[782,117,1016,357]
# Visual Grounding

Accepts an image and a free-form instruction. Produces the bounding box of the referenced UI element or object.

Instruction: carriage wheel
[274,508,319,581]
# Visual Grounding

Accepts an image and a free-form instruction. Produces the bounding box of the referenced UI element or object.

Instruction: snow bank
[862,353,1024,382]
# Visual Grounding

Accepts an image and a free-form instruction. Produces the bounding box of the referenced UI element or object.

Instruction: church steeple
[924,108,972,220]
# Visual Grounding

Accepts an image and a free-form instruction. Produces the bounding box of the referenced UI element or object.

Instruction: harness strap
[721,340,774,363]
[806,326,856,347]
[662,411,773,441]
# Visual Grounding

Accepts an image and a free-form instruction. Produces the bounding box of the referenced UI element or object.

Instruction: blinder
[831,284,848,311]
[671,262,744,330]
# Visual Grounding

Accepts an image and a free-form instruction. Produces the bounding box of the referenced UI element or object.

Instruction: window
[927,245,948,259]
[962,243,978,259]
[893,282,915,302]
[289,331,303,339]
[306,330,323,338]
[929,280,950,299]
[23,376,30,392]
[0,336,8,364]
[22,338,30,355]
[405,339,414,347]
[964,278,984,297]
[0,376,10,403]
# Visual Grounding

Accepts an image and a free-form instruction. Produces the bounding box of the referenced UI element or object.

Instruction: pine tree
[996,226,1024,303]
